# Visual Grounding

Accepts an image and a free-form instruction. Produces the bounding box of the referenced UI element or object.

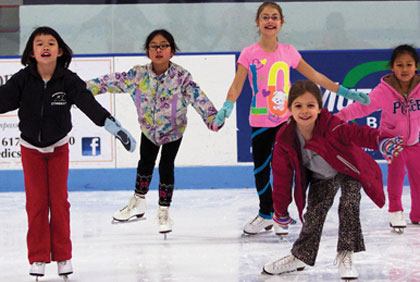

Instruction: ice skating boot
[157,206,173,235]
[335,251,358,280]
[243,214,273,235]
[30,262,45,280]
[389,211,406,233]
[112,193,146,222]
[57,260,73,281]
[263,254,306,275]
[273,222,289,235]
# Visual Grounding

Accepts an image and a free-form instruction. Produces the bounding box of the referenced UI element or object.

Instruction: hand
[211,121,220,132]
[379,136,403,163]
[104,117,137,152]
[214,101,234,126]
[273,212,297,227]
[337,86,371,105]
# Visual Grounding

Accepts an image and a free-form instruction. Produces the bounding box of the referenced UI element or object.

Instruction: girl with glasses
[215,1,371,237]
[87,29,219,235]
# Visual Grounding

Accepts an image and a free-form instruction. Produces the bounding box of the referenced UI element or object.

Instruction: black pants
[251,124,283,218]
[291,173,365,266]
[134,133,182,207]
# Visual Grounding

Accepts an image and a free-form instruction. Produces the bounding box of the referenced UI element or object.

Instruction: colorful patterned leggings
[135,133,182,206]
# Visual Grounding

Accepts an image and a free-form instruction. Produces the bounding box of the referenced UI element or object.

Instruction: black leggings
[134,133,182,206]
[251,124,283,217]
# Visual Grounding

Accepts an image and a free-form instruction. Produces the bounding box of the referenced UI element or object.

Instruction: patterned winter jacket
[87,62,218,146]
[272,109,392,222]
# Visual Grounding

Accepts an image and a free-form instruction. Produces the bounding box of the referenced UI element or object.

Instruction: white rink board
[0,54,238,170]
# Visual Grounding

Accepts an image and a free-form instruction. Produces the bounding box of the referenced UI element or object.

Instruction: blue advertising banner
[236,49,418,162]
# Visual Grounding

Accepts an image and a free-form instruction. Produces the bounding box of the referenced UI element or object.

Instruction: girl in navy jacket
[0,26,135,280]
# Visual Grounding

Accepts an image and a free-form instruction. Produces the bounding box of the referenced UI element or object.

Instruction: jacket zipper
[336,155,360,175]
[38,81,47,143]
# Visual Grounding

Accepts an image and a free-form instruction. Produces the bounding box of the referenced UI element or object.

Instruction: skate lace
[334,251,352,269]
[250,215,264,226]
[119,195,139,214]
[271,255,296,271]
[158,208,172,225]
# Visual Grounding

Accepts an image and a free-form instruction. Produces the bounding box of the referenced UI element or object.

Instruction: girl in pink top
[336,44,420,229]
[215,1,370,236]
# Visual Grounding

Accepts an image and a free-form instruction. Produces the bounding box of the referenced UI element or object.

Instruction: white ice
[0,187,419,282]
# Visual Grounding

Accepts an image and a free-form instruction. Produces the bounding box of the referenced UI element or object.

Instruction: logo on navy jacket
[51,92,67,106]
[82,137,101,156]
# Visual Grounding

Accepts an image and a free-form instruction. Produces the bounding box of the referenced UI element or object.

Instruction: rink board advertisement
[236,49,409,162]
[0,57,116,169]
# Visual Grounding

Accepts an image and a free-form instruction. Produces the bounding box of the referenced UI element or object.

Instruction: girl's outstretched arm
[215,64,248,126]
[296,58,370,104]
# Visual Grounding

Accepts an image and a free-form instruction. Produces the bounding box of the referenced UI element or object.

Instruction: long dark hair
[21,26,73,68]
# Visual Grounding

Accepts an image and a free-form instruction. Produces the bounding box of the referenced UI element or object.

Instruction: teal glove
[104,117,136,152]
[379,136,403,163]
[337,86,370,105]
[215,101,234,126]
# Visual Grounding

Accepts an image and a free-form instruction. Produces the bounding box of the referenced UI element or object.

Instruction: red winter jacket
[272,109,392,222]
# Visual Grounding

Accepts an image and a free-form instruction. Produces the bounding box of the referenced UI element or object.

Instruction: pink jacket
[335,74,420,146]
[272,109,391,222]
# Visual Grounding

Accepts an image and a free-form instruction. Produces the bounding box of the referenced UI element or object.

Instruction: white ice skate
[57,260,73,281]
[335,251,358,280]
[157,206,173,236]
[273,221,289,236]
[262,254,306,275]
[112,193,146,223]
[243,214,273,235]
[30,262,45,280]
[389,211,406,234]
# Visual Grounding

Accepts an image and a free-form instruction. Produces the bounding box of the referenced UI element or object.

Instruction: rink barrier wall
[0,163,407,192]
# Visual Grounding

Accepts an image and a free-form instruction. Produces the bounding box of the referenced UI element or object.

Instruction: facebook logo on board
[82,137,101,156]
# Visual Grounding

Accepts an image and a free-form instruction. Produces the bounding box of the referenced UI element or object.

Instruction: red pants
[21,144,72,264]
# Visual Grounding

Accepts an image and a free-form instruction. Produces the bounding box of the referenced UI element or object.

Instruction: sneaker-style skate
[273,222,289,236]
[29,262,45,278]
[263,254,306,275]
[157,206,173,234]
[112,193,146,222]
[389,211,406,233]
[243,214,273,235]
[335,251,358,280]
[57,260,73,280]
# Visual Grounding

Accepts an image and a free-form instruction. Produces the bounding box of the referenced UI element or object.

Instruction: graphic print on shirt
[250,58,290,124]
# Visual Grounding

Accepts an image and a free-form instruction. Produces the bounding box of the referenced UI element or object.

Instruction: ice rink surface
[0,187,419,282]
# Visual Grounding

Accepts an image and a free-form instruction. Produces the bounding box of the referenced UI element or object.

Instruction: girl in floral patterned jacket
[87,29,218,234]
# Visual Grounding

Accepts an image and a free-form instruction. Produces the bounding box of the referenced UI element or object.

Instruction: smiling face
[147,34,173,71]
[290,91,321,134]
[391,53,418,84]
[32,33,62,67]
[255,5,284,37]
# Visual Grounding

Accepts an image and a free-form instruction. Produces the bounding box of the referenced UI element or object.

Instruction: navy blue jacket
[0,65,111,147]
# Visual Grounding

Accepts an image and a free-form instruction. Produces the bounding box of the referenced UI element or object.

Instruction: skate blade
[111,216,146,225]
[159,229,172,234]
[391,227,405,234]
[242,229,273,237]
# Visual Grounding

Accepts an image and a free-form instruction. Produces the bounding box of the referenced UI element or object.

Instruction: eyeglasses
[148,44,170,51]
[260,15,281,22]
